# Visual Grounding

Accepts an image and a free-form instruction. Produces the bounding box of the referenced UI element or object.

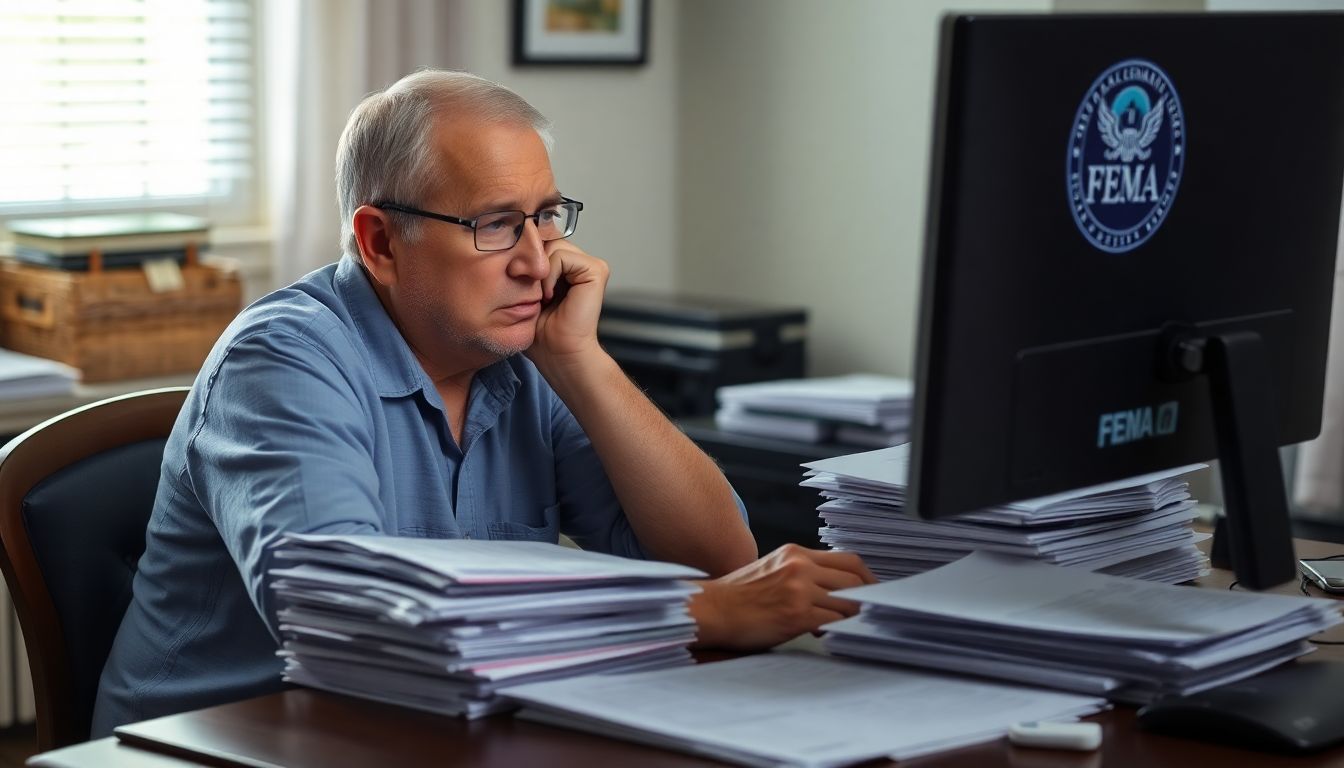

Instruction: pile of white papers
[803,444,1210,584]
[825,551,1343,705]
[714,374,912,447]
[0,348,78,399]
[268,534,705,718]
[502,652,1106,768]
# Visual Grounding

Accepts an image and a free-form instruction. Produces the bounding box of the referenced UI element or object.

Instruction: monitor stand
[1145,331,1344,755]
[1165,328,1296,590]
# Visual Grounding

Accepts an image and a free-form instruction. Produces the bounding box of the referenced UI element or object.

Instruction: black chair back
[24,438,167,740]
[0,387,188,750]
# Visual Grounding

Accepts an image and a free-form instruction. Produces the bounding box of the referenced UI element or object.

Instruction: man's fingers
[540,241,580,291]
[813,592,864,619]
[793,548,877,584]
[811,565,873,593]
[546,241,593,278]
[541,249,567,303]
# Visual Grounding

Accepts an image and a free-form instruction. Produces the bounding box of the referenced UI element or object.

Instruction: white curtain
[1295,246,1344,518]
[262,0,466,286]
[1207,0,1344,520]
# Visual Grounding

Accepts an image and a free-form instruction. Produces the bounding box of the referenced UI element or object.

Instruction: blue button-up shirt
[92,257,689,736]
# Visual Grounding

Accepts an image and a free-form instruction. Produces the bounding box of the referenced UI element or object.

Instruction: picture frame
[513,0,650,66]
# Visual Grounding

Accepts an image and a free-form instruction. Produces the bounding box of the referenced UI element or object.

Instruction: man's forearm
[536,350,757,575]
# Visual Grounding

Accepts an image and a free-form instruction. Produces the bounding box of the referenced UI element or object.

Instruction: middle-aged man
[92,70,875,736]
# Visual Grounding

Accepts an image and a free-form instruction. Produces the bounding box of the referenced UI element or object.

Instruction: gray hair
[335,69,554,261]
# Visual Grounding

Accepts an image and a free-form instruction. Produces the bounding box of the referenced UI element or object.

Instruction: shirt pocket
[487,502,561,542]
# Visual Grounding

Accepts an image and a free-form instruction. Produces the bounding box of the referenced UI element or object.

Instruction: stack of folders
[714,374,912,446]
[267,534,705,718]
[824,551,1344,704]
[802,444,1210,584]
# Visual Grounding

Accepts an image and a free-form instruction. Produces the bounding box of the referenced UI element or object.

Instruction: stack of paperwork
[825,551,1343,704]
[268,534,705,718]
[503,652,1106,768]
[803,444,1209,583]
[715,374,912,447]
[0,348,78,400]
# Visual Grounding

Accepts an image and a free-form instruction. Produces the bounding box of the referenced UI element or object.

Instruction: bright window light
[0,0,258,221]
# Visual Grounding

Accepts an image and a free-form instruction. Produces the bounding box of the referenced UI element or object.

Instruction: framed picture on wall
[513,0,649,66]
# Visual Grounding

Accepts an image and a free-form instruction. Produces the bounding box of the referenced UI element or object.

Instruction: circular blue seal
[1066,59,1185,254]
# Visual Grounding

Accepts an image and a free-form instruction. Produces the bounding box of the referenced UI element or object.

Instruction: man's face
[386,118,557,375]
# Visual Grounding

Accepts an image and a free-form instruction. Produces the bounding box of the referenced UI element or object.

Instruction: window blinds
[0,0,257,212]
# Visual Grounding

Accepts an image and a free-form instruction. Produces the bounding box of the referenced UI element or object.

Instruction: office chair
[0,386,189,751]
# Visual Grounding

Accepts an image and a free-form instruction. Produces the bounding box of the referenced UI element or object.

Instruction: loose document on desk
[502,652,1106,768]
[824,551,1343,703]
[714,374,914,445]
[716,374,913,425]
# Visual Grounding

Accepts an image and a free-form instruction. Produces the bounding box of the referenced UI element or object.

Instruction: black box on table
[598,291,807,417]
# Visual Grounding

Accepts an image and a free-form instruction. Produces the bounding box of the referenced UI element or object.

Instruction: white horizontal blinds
[0,0,255,207]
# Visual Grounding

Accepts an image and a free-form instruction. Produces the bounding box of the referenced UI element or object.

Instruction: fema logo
[1067,59,1185,253]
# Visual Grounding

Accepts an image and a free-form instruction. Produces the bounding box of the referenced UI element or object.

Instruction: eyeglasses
[373,197,584,252]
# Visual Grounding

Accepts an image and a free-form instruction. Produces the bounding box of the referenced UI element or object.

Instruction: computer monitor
[907,12,1344,590]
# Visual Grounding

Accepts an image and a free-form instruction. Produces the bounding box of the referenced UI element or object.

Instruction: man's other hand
[689,544,878,650]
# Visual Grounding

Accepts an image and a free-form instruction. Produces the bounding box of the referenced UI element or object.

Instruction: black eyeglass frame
[371,197,584,252]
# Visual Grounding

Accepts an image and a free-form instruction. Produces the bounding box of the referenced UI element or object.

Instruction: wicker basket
[0,250,242,382]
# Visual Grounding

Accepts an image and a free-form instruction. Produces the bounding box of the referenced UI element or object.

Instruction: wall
[676,0,1050,378]
[447,0,1204,375]
[1054,0,1202,9]
[455,0,681,292]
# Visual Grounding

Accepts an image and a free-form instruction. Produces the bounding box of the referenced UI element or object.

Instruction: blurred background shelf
[0,373,195,439]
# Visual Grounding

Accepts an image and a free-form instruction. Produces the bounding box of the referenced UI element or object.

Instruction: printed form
[504,652,1105,768]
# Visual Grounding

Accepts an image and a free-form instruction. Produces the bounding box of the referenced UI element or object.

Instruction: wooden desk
[29,538,1344,768]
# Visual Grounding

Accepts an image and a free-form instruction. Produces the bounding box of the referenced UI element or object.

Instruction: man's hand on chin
[527,240,610,377]
[688,545,878,651]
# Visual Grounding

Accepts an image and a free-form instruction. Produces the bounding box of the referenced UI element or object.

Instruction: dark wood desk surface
[29,537,1344,768]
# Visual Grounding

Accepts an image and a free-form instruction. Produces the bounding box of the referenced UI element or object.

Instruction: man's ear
[352,205,398,286]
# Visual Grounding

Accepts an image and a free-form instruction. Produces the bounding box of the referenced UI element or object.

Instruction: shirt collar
[335,257,427,398]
